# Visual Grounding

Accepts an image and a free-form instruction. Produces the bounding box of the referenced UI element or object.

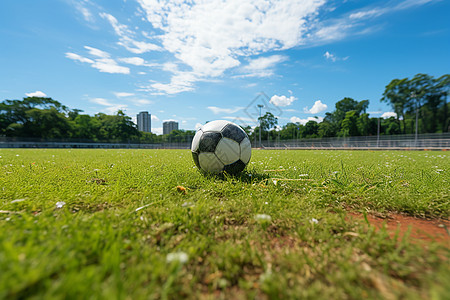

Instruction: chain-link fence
[259,133,450,150]
[1,133,449,149]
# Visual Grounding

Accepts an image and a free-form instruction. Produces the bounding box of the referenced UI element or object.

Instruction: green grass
[0,149,448,299]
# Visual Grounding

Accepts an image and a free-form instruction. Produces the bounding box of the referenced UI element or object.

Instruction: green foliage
[382,73,449,133]
[258,112,278,131]
[164,129,196,143]
[0,98,141,142]
[0,149,448,298]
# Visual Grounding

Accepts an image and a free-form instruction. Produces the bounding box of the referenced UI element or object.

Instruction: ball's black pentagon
[192,151,201,169]
[199,132,222,152]
[223,159,246,175]
[221,123,247,143]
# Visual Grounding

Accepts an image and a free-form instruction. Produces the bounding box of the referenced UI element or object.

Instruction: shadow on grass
[201,168,270,184]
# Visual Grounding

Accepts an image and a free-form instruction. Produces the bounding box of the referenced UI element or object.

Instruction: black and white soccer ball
[191,120,251,174]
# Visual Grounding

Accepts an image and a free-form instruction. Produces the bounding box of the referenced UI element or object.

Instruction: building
[137,111,151,132]
[163,121,179,135]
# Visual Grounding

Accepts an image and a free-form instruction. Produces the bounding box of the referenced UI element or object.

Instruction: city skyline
[1,0,449,135]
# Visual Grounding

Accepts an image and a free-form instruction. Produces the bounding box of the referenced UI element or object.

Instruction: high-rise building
[137,111,151,132]
[163,121,179,135]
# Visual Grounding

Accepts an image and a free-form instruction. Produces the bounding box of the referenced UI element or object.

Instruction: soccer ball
[191,120,251,174]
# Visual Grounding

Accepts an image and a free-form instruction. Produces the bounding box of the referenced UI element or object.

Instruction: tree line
[250,73,449,141]
[1,73,448,143]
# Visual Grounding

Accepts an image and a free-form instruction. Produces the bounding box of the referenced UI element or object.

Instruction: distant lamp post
[411,92,418,147]
[377,116,381,148]
[257,104,264,148]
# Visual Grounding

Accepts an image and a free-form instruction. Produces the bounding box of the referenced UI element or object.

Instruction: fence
[0,133,449,150]
[260,133,450,150]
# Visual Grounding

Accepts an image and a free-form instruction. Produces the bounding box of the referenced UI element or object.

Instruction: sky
[1,0,449,134]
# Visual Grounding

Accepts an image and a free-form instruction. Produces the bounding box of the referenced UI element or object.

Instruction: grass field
[0,149,449,299]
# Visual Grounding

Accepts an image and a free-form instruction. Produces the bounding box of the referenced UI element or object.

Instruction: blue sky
[1,0,449,134]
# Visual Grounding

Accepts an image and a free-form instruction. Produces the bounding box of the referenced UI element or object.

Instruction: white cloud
[136,0,326,93]
[151,115,159,121]
[114,92,135,98]
[119,57,146,66]
[90,97,113,106]
[324,51,336,62]
[324,51,348,62]
[148,72,198,95]
[245,83,258,88]
[195,123,203,130]
[132,99,153,106]
[65,52,94,64]
[100,12,161,54]
[72,1,95,23]
[66,48,129,74]
[269,95,297,107]
[290,116,323,125]
[381,112,397,119]
[85,46,110,58]
[240,55,288,77]
[25,91,47,97]
[91,58,130,74]
[66,0,436,95]
[304,100,328,114]
[245,55,287,71]
[349,8,384,20]
[89,97,127,114]
[207,106,244,115]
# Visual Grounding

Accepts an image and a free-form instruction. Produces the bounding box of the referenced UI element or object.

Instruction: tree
[318,121,334,137]
[323,97,370,137]
[357,113,377,136]
[435,74,449,132]
[1,97,71,138]
[381,74,450,134]
[339,110,359,137]
[381,78,411,133]
[258,112,278,131]
[302,120,319,138]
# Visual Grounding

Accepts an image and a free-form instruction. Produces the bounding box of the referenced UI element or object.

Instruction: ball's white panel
[201,120,230,133]
[191,129,203,152]
[240,137,252,164]
[198,152,224,173]
[215,137,240,165]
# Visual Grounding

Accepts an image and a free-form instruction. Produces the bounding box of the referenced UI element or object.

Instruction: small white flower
[255,214,272,222]
[272,179,278,185]
[310,218,319,224]
[265,202,268,205]
[56,201,66,208]
[299,174,309,177]
[16,154,19,157]
[166,252,188,264]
